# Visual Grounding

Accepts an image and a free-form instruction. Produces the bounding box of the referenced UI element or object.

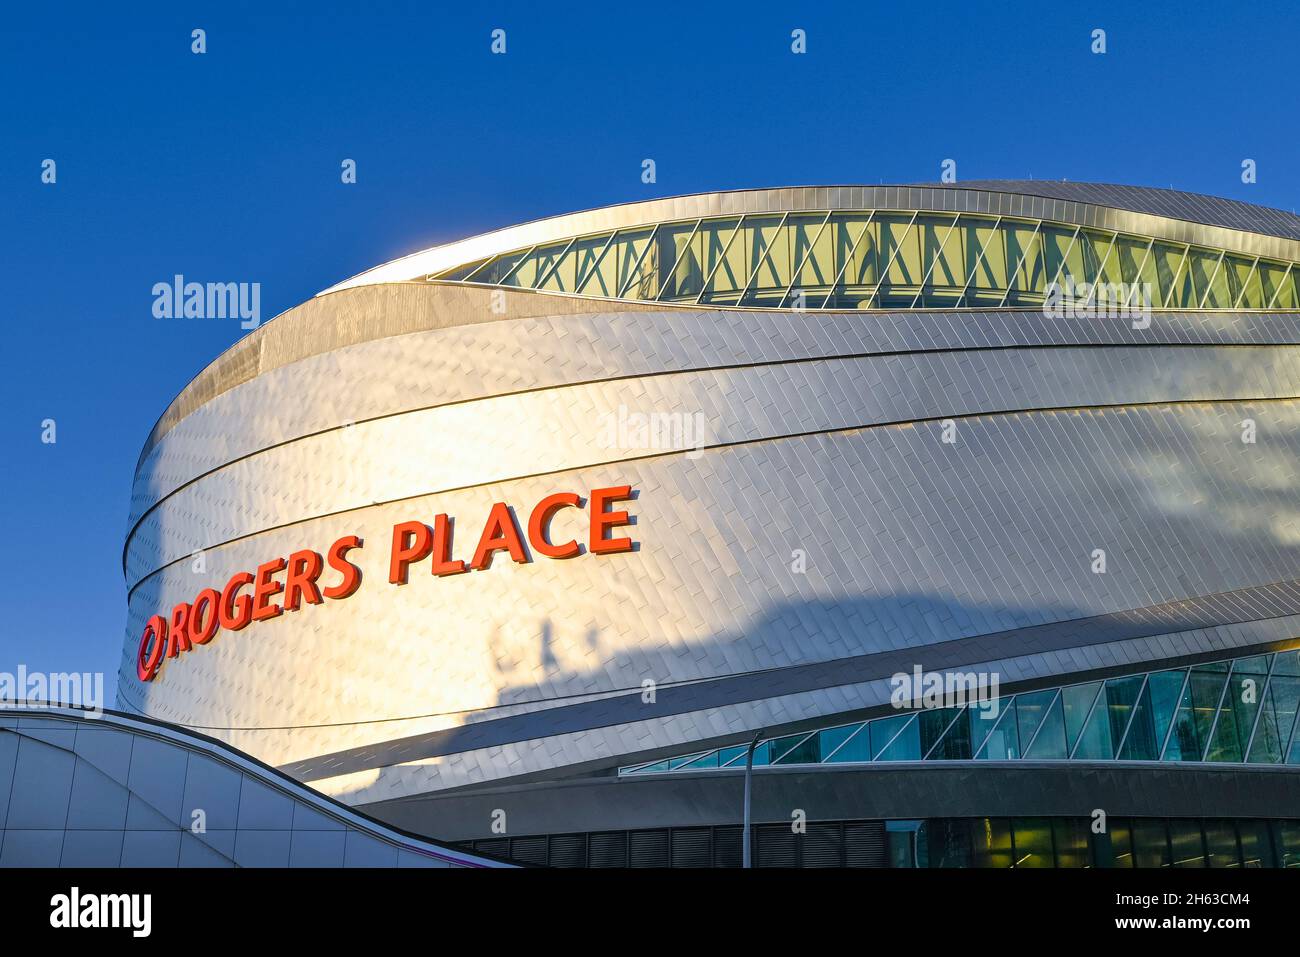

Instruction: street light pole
[742,730,763,869]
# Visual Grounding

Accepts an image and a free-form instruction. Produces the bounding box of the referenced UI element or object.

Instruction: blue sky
[4,0,1300,700]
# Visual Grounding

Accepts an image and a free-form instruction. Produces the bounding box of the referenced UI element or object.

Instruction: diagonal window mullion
[776,210,833,308]
[1266,262,1294,309]
[909,213,962,308]
[654,219,705,300]
[737,211,790,304]
[1068,681,1107,759]
[867,209,920,308]
[532,235,579,290]
[615,223,662,298]
[1201,665,1235,761]
[692,217,747,304]
[1044,224,1082,301]
[921,705,969,759]
[821,722,869,762]
[572,229,622,295]
[818,210,878,308]
[971,693,1016,757]
[955,215,1002,306]
[1242,653,1279,762]
[1022,687,1063,756]
[491,243,540,286]
[1196,249,1227,308]
[1162,243,1193,307]
[872,713,918,760]
[1114,672,1150,758]
[1157,669,1192,760]
[768,729,817,765]
[1080,229,1121,308]
[1232,255,1261,310]
[1124,236,1157,308]
[996,219,1044,307]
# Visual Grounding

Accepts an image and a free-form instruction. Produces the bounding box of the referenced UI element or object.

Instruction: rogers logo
[137,486,636,682]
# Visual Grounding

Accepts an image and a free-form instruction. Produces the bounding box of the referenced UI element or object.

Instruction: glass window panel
[536,235,605,293]
[1120,671,1180,761]
[919,707,963,758]
[1062,682,1102,754]
[963,218,1006,301]
[633,221,695,300]
[677,750,720,770]
[716,745,748,767]
[1113,235,1150,285]
[1204,821,1240,868]
[1207,660,1268,762]
[503,242,567,288]
[1011,818,1054,868]
[1258,260,1293,307]
[815,723,862,762]
[1132,819,1171,867]
[611,228,657,298]
[1071,686,1115,760]
[1053,818,1090,868]
[1106,818,1135,868]
[1273,650,1300,676]
[1104,675,1145,748]
[1079,229,1117,286]
[577,228,645,298]
[1047,225,1087,290]
[1274,821,1300,867]
[657,221,707,300]
[1169,820,1206,867]
[1238,820,1273,868]
[878,214,923,292]
[824,214,878,308]
[1247,676,1300,764]
[1024,692,1069,759]
[970,818,1014,869]
[824,724,873,763]
[668,752,710,770]
[1185,248,1222,305]
[679,217,740,301]
[1151,242,1190,306]
[875,715,921,761]
[925,818,972,868]
[789,214,834,296]
[770,732,818,765]
[1226,255,1257,307]
[917,215,965,306]
[869,713,914,759]
[974,700,1020,760]
[1003,221,1045,304]
[1015,690,1056,748]
[927,707,973,760]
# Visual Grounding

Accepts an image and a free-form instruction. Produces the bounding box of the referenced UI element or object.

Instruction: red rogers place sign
[137,486,636,682]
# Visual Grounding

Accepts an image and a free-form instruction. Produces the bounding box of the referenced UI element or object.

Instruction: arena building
[114,180,1300,867]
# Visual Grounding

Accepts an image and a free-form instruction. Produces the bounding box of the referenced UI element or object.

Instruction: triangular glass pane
[1248,677,1300,764]
[1062,682,1102,753]
[875,715,921,761]
[717,745,748,767]
[975,700,1020,760]
[1273,650,1300,677]
[927,707,972,760]
[869,714,913,759]
[1072,687,1117,760]
[825,724,873,763]
[1024,694,1069,759]
[919,707,962,758]
[678,750,721,770]
[770,732,818,765]
[1118,682,1158,760]
[1207,662,1267,761]
[1015,690,1057,749]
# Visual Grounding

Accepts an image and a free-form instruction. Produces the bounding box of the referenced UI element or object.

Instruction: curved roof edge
[1,704,514,867]
[320,181,1300,295]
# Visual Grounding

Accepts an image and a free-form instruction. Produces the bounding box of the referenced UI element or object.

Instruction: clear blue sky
[4,0,1299,702]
